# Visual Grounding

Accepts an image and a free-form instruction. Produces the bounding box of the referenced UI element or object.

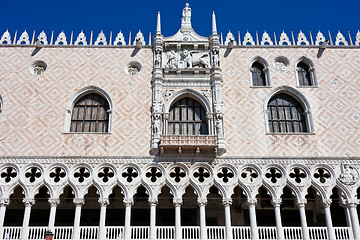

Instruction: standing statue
[182,3,191,24]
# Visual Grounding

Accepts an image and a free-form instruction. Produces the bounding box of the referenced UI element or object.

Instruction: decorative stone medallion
[273,56,289,71]
[126,61,142,76]
[29,60,47,75]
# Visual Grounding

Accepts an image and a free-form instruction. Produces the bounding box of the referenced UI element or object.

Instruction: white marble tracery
[94,30,107,45]
[297,31,309,45]
[315,31,326,45]
[0,30,11,44]
[335,31,348,45]
[260,31,273,45]
[74,31,87,45]
[278,31,291,45]
[17,30,30,44]
[55,31,67,45]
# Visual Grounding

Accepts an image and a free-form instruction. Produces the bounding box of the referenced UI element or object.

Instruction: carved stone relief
[164,49,210,69]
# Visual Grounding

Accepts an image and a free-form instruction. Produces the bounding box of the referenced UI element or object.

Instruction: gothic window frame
[250,57,270,87]
[63,86,113,134]
[163,89,213,136]
[295,57,317,87]
[263,86,314,134]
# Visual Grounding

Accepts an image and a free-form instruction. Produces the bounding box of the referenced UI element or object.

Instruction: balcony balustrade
[1,226,352,240]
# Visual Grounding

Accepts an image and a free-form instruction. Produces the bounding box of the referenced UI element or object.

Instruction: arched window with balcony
[168,97,208,135]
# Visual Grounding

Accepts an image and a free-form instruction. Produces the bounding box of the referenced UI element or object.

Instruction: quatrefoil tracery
[74,167,90,183]
[1,167,17,183]
[145,167,162,183]
[240,167,258,183]
[169,167,186,183]
[193,167,210,183]
[313,168,331,184]
[217,168,234,183]
[122,167,138,183]
[49,167,66,183]
[25,167,41,183]
[98,167,114,183]
[289,168,306,184]
[265,167,282,183]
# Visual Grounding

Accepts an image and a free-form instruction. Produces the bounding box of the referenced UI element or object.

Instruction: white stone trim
[295,56,318,87]
[249,56,270,87]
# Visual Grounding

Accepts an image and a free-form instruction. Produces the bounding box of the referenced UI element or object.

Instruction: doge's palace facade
[0,4,359,240]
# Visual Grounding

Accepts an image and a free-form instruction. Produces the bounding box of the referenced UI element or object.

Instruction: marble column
[272,199,284,240]
[322,199,336,240]
[222,198,233,240]
[123,198,133,240]
[21,198,35,240]
[198,198,207,240]
[247,198,258,240]
[173,198,183,240]
[297,199,309,240]
[0,198,10,240]
[48,198,60,233]
[72,198,84,240]
[348,200,360,240]
[98,198,109,240]
[148,198,158,240]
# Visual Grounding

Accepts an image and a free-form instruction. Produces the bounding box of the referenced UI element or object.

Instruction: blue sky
[1,0,359,43]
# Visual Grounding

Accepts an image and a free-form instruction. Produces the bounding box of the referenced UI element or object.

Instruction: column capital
[73,198,85,206]
[322,199,332,207]
[173,198,183,207]
[247,198,257,206]
[0,198,10,206]
[197,198,207,207]
[48,198,60,207]
[148,197,158,206]
[296,198,307,207]
[222,198,232,207]
[271,198,282,207]
[23,198,35,207]
[123,198,134,207]
[98,198,109,207]
[346,199,359,207]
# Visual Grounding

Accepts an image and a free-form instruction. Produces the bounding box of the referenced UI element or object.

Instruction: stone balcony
[159,135,218,156]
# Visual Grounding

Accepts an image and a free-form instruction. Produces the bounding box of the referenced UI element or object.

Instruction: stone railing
[160,135,217,147]
[1,226,353,240]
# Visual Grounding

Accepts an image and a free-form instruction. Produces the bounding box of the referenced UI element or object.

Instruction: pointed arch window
[296,60,317,87]
[267,93,307,133]
[70,93,110,132]
[251,59,270,87]
[168,97,208,135]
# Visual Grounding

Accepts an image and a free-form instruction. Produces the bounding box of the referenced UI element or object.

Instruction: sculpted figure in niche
[182,3,191,24]
[215,115,223,135]
[181,49,209,68]
[166,50,177,68]
[154,49,162,67]
[153,114,161,134]
[211,48,220,67]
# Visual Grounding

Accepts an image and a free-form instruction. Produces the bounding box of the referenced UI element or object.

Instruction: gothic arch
[63,85,113,133]
[295,56,317,87]
[163,88,211,114]
[263,85,315,133]
[249,56,270,87]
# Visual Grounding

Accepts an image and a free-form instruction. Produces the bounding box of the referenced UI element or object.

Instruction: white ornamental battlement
[0,29,360,46]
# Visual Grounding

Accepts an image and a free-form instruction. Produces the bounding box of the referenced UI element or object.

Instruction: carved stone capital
[271,198,282,207]
[296,199,307,207]
[222,198,232,207]
[98,198,110,207]
[347,199,359,208]
[247,198,257,206]
[197,198,207,207]
[73,198,85,206]
[48,198,60,207]
[173,198,183,207]
[322,199,332,207]
[148,198,158,206]
[0,198,10,206]
[123,198,134,207]
[23,198,35,207]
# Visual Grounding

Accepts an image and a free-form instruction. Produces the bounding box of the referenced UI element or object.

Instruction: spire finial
[212,11,217,34]
[156,11,161,34]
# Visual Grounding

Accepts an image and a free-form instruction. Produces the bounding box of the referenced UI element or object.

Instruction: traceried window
[168,97,208,135]
[251,61,268,86]
[297,60,316,87]
[267,93,307,133]
[70,93,109,132]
